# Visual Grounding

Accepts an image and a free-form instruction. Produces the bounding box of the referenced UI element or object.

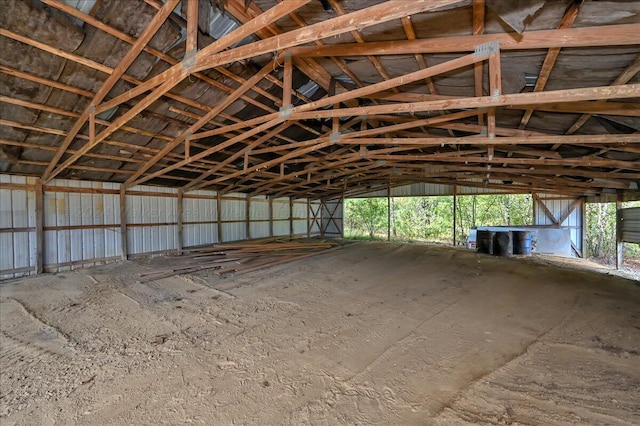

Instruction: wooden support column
[268,196,274,238]
[488,47,501,161]
[282,51,293,107]
[35,178,44,274]
[453,185,457,246]
[616,191,623,270]
[472,0,485,125]
[119,186,128,261]
[177,189,183,253]
[307,199,311,238]
[246,196,252,240]
[289,197,294,238]
[217,191,223,243]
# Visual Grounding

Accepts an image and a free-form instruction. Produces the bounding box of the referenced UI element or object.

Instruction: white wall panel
[272,198,291,237]
[126,185,178,255]
[1,175,315,279]
[250,197,270,239]
[0,175,36,279]
[183,190,218,247]
[534,194,584,257]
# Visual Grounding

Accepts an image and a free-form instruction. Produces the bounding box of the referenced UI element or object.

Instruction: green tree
[344,198,388,240]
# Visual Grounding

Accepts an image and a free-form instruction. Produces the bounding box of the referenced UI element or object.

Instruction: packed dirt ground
[1,242,639,425]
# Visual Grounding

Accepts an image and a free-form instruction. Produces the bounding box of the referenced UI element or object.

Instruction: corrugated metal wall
[620,207,640,243]
[183,190,218,247]
[249,196,270,239]
[0,174,317,279]
[45,179,122,269]
[321,199,344,238]
[0,175,37,279]
[272,197,291,237]
[534,194,584,257]
[126,185,178,256]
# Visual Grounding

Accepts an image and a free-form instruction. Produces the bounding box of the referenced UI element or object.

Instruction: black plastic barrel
[493,231,513,257]
[513,231,532,255]
[477,230,495,254]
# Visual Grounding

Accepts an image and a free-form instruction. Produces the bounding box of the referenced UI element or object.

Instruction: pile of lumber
[138,238,341,283]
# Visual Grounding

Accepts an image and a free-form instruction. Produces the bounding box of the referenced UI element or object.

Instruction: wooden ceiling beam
[519,0,582,129]
[291,84,640,120]
[46,0,307,183]
[126,57,280,187]
[42,0,180,181]
[292,24,640,57]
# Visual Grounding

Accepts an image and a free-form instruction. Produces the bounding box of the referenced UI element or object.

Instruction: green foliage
[586,201,640,262]
[345,194,532,244]
[344,198,388,240]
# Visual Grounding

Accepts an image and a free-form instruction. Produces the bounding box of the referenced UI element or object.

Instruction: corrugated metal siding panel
[534,195,583,256]
[250,197,270,239]
[42,179,121,271]
[220,194,247,242]
[621,207,640,243]
[272,198,290,236]
[310,201,321,235]
[183,191,218,247]
[0,175,36,279]
[322,199,343,237]
[292,200,308,235]
[126,185,178,255]
[2,175,314,279]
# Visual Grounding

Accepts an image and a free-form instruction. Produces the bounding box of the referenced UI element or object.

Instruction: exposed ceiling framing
[0,0,638,200]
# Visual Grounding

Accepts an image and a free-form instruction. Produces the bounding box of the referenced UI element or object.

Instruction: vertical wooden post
[387,182,391,242]
[307,198,311,238]
[119,186,128,261]
[453,184,457,246]
[177,188,183,253]
[216,191,223,243]
[268,196,274,237]
[289,197,294,238]
[487,48,501,162]
[616,192,623,270]
[246,195,252,240]
[282,51,293,107]
[35,178,44,274]
[531,191,536,224]
[185,0,198,53]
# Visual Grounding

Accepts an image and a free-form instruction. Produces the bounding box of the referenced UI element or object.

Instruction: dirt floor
[1,242,639,425]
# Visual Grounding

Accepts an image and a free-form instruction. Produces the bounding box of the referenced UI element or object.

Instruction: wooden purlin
[290,84,640,120]
[291,24,640,57]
